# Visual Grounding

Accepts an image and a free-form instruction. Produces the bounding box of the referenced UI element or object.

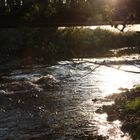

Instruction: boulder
[0,90,6,95]
[34,75,59,88]
[4,81,42,93]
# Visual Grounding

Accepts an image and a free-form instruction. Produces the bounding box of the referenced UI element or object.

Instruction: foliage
[0,0,140,26]
[0,27,140,64]
[107,85,140,140]
[125,98,140,111]
[123,94,140,140]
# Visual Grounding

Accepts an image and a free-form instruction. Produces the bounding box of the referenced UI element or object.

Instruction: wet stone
[2,81,42,93]
[34,75,59,89]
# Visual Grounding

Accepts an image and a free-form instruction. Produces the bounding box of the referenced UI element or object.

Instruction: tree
[0,0,140,27]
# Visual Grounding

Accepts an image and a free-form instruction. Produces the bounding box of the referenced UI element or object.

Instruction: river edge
[101,86,140,140]
[0,55,140,139]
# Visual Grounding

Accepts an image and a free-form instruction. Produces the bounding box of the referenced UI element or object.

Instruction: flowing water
[0,55,140,140]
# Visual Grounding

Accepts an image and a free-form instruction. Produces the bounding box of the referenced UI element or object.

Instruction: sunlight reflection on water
[80,62,140,97]
[76,58,140,139]
[101,66,140,96]
[59,24,140,32]
[89,24,140,32]
[79,99,131,140]
[1,56,140,139]
[94,113,131,140]
[98,67,135,96]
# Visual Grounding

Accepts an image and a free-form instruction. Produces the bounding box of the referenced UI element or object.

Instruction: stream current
[0,55,140,140]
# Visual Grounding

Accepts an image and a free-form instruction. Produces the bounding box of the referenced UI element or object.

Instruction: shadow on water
[0,55,140,140]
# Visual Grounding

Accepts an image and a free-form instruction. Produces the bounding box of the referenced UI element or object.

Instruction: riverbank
[102,85,140,140]
[0,27,140,65]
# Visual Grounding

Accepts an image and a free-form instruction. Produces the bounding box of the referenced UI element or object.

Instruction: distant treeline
[0,0,140,27]
[0,27,140,64]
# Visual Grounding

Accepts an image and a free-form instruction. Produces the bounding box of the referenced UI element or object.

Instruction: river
[0,55,140,140]
[89,24,140,32]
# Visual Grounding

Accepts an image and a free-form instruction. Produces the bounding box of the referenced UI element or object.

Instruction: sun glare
[99,67,133,96]
[110,0,117,4]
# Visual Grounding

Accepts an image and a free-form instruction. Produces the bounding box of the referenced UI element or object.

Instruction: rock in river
[3,81,42,93]
[34,75,59,88]
[0,90,6,95]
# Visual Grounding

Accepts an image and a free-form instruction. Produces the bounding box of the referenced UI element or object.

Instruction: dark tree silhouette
[0,0,139,27]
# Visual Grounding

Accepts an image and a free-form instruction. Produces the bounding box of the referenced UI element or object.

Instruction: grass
[104,85,140,140]
[125,97,140,111]
[0,27,140,64]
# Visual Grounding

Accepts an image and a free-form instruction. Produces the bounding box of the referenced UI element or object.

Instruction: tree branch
[72,60,140,75]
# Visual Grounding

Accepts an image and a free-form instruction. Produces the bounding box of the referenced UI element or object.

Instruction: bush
[0,27,139,64]
[125,98,140,111]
